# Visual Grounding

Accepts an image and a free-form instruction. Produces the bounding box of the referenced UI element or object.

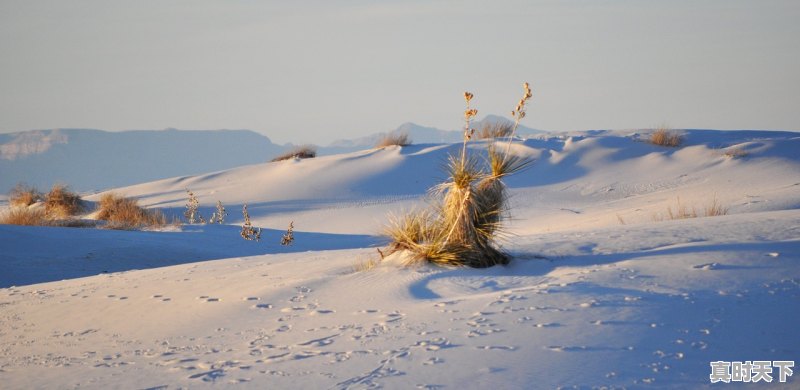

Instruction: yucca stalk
[382,83,533,268]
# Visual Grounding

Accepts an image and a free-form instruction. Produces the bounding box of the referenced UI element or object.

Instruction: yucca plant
[382,83,533,267]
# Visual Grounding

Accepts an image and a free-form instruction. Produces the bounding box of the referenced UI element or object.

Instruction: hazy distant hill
[0,117,546,194]
[0,128,283,193]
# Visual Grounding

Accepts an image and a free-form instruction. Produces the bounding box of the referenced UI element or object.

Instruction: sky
[1,0,798,145]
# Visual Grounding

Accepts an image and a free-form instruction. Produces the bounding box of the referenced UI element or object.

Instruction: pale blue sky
[1,0,798,144]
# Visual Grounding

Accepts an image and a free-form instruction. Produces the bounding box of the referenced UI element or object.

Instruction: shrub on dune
[44,184,84,219]
[96,193,166,230]
[475,120,514,140]
[271,145,317,162]
[0,207,49,226]
[375,132,412,148]
[649,127,683,147]
[9,183,42,207]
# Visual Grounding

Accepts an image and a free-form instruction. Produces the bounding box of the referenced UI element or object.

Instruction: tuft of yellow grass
[271,145,317,162]
[655,195,729,221]
[475,121,513,140]
[703,195,729,217]
[649,128,683,147]
[8,183,42,207]
[375,132,411,148]
[353,255,381,272]
[44,184,84,219]
[0,207,49,226]
[96,193,166,230]
[723,147,748,159]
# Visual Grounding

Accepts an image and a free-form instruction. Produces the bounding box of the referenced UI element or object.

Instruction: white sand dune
[1,129,798,388]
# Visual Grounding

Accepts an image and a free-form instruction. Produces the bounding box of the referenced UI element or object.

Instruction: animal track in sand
[152,294,171,302]
[476,345,517,351]
[296,333,340,347]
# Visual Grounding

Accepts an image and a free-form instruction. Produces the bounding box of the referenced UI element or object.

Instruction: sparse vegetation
[475,120,514,140]
[209,200,227,224]
[375,132,411,148]
[381,83,533,268]
[44,184,84,219]
[723,147,748,159]
[281,221,294,246]
[353,255,380,272]
[9,183,42,207]
[654,195,728,221]
[649,128,683,147]
[0,207,49,226]
[184,189,204,224]
[96,193,167,230]
[240,204,262,241]
[703,195,729,217]
[271,145,317,162]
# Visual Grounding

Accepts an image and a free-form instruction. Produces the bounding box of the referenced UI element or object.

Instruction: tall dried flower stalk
[504,82,533,156]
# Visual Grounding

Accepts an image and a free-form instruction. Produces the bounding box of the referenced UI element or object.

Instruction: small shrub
[375,132,411,148]
[240,204,262,241]
[280,221,294,246]
[9,183,42,207]
[209,200,227,224]
[649,128,683,147]
[723,147,748,159]
[271,145,317,162]
[96,193,166,229]
[184,189,204,224]
[44,184,83,219]
[0,207,49,226]
[475,121,513,140]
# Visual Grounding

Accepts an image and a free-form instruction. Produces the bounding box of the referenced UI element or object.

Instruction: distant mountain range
[326,115,545,151]
[0,116,545,193]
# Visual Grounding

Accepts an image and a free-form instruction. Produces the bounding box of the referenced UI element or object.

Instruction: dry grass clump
[655,196,728,221]
[649,128,683,147]
[381,83,533,268]
[375,132,411,148]
[96,193,166,229]
[44,184,84,219]
[0,207,49,226]
[703,196,729,217]
[475,121,513,139]
[9,183,42,207]
[271,145,317,162]
[723,147,748,159]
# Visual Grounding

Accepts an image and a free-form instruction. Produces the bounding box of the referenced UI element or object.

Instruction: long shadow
[407,240,799,300]
[0,224,382,287]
